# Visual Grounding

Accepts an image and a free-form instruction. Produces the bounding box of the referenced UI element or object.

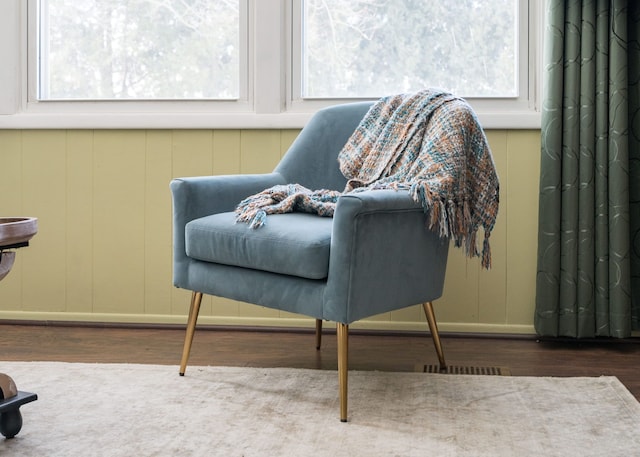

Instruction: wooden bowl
[0,217,38,248]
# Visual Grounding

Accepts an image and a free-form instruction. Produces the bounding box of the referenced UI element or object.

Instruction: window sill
[0,109,541,130]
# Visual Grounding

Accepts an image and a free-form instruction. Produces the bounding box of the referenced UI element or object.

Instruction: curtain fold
[535,0,640,338]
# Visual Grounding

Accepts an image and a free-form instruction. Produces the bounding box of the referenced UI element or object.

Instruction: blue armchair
[171,101,450,422]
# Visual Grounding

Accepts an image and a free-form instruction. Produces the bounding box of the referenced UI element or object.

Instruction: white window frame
[0,0,543,129]
[33,1,252,105]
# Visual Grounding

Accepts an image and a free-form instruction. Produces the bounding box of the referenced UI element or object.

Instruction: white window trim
[0,0,543,130]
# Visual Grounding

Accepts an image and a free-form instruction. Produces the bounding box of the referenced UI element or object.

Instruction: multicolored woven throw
[235,89,499,268]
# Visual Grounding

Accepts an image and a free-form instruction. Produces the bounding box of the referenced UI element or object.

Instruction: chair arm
[171,173,286,220]
[170,173,286,286]
[324,189,449,323]
[336,188,425,212]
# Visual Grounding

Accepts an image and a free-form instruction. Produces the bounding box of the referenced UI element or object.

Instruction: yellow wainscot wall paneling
[503,130,541,327]
[0,130,24,309]
[144,130,174,317]
[65,130,94,314]
[21,131,67,313]
[93,131,147,316]
[0,128,541,334]
[477,130,508,325]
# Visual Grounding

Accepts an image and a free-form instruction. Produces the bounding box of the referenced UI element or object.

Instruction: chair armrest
[324,189,449,323]
[170,173,286,286]
[171,173,286,220]
[336,188,425,212]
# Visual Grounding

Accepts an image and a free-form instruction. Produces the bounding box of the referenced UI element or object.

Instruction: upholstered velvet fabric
[186,212,333,280]
[274,102,373,190]
[171,102,450,325]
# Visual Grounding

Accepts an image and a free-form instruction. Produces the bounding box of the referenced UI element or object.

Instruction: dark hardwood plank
[1,323,639,401]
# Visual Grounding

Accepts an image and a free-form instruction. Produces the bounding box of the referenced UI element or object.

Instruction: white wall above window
[0,0,543,129]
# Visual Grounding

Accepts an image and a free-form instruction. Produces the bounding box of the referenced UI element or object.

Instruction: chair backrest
[274,102,373,191]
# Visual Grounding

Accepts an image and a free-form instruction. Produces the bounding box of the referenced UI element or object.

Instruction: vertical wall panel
[170,130,214,178]
[144,130,173,316]
[212,130,241,175]
[0,130,23,213]
[0,130,24,308]
[20,130,67,312]
[505,130,541,325]
[390,304,423,324]
[362,312,392,323]
[478,131,508,324]
[171,286,195,319]
[279,130,299,157]
[92,131,146,315]
[240,129,281,174]
[65,130,94,313]
[437,247,480,322]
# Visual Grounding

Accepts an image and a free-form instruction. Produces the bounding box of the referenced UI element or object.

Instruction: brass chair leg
[179,291,203,376]
[315,319,322,350]
[337,323,349,422]
[423,301,446,371]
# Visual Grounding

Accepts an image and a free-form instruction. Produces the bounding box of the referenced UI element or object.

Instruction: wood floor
[1,323,639,401]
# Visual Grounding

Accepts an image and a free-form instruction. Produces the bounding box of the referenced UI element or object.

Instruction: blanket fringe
[235,184,340,229]
[465,228,478,259]
[247,210,267,229]
[410,182,491,267]
[482,235,492,270]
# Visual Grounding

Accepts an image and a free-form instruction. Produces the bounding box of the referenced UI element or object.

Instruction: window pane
[302,0,518,98]
[38,0,240,100]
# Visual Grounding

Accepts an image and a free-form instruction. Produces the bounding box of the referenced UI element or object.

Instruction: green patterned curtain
[535,0,640,338]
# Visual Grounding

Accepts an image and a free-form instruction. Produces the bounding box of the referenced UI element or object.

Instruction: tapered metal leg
[423,301,446,371]
[315,319,322,350]
[179,291,203,376]
[337,323,349,422]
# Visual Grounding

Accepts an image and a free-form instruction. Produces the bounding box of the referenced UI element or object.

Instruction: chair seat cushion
[185,212,333,280]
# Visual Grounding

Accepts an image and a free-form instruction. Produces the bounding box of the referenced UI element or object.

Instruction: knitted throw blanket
[235,89,499,268]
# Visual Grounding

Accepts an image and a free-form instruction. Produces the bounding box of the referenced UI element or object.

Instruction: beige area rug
[1,362,639,456]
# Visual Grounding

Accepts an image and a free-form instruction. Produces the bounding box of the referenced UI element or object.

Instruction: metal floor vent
[419,365,510,376]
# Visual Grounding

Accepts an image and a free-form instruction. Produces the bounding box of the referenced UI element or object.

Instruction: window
[0,0,542,129]
[38,0,242,100]
[290,0,540,124]
[300,0,518,99]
